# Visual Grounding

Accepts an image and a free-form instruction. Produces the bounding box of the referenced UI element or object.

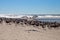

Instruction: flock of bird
[0,16,60,29]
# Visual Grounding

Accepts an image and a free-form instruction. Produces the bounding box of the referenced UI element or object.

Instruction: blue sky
[0,0,60,14]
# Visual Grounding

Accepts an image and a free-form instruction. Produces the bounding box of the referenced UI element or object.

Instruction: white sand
[0,23,60,40]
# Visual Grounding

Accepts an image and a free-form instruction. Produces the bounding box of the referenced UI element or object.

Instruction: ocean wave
[37,15,60,18]
[0,14,60,18]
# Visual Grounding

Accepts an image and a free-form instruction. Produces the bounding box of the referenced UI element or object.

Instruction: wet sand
[0,22,60,40]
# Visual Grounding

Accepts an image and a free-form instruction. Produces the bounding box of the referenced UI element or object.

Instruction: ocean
[34,14,60,22]
[0,14,60,22]
[35,18,60,22]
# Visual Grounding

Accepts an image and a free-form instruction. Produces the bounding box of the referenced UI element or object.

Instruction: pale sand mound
[0,23,60,40]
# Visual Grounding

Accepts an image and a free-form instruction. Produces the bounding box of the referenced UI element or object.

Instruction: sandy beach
[0,22,60,40]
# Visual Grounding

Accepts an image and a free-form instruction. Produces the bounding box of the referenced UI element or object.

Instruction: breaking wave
[0,14,60,18]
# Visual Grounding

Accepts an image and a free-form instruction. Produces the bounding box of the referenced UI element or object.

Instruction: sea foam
[0,14,60,18]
